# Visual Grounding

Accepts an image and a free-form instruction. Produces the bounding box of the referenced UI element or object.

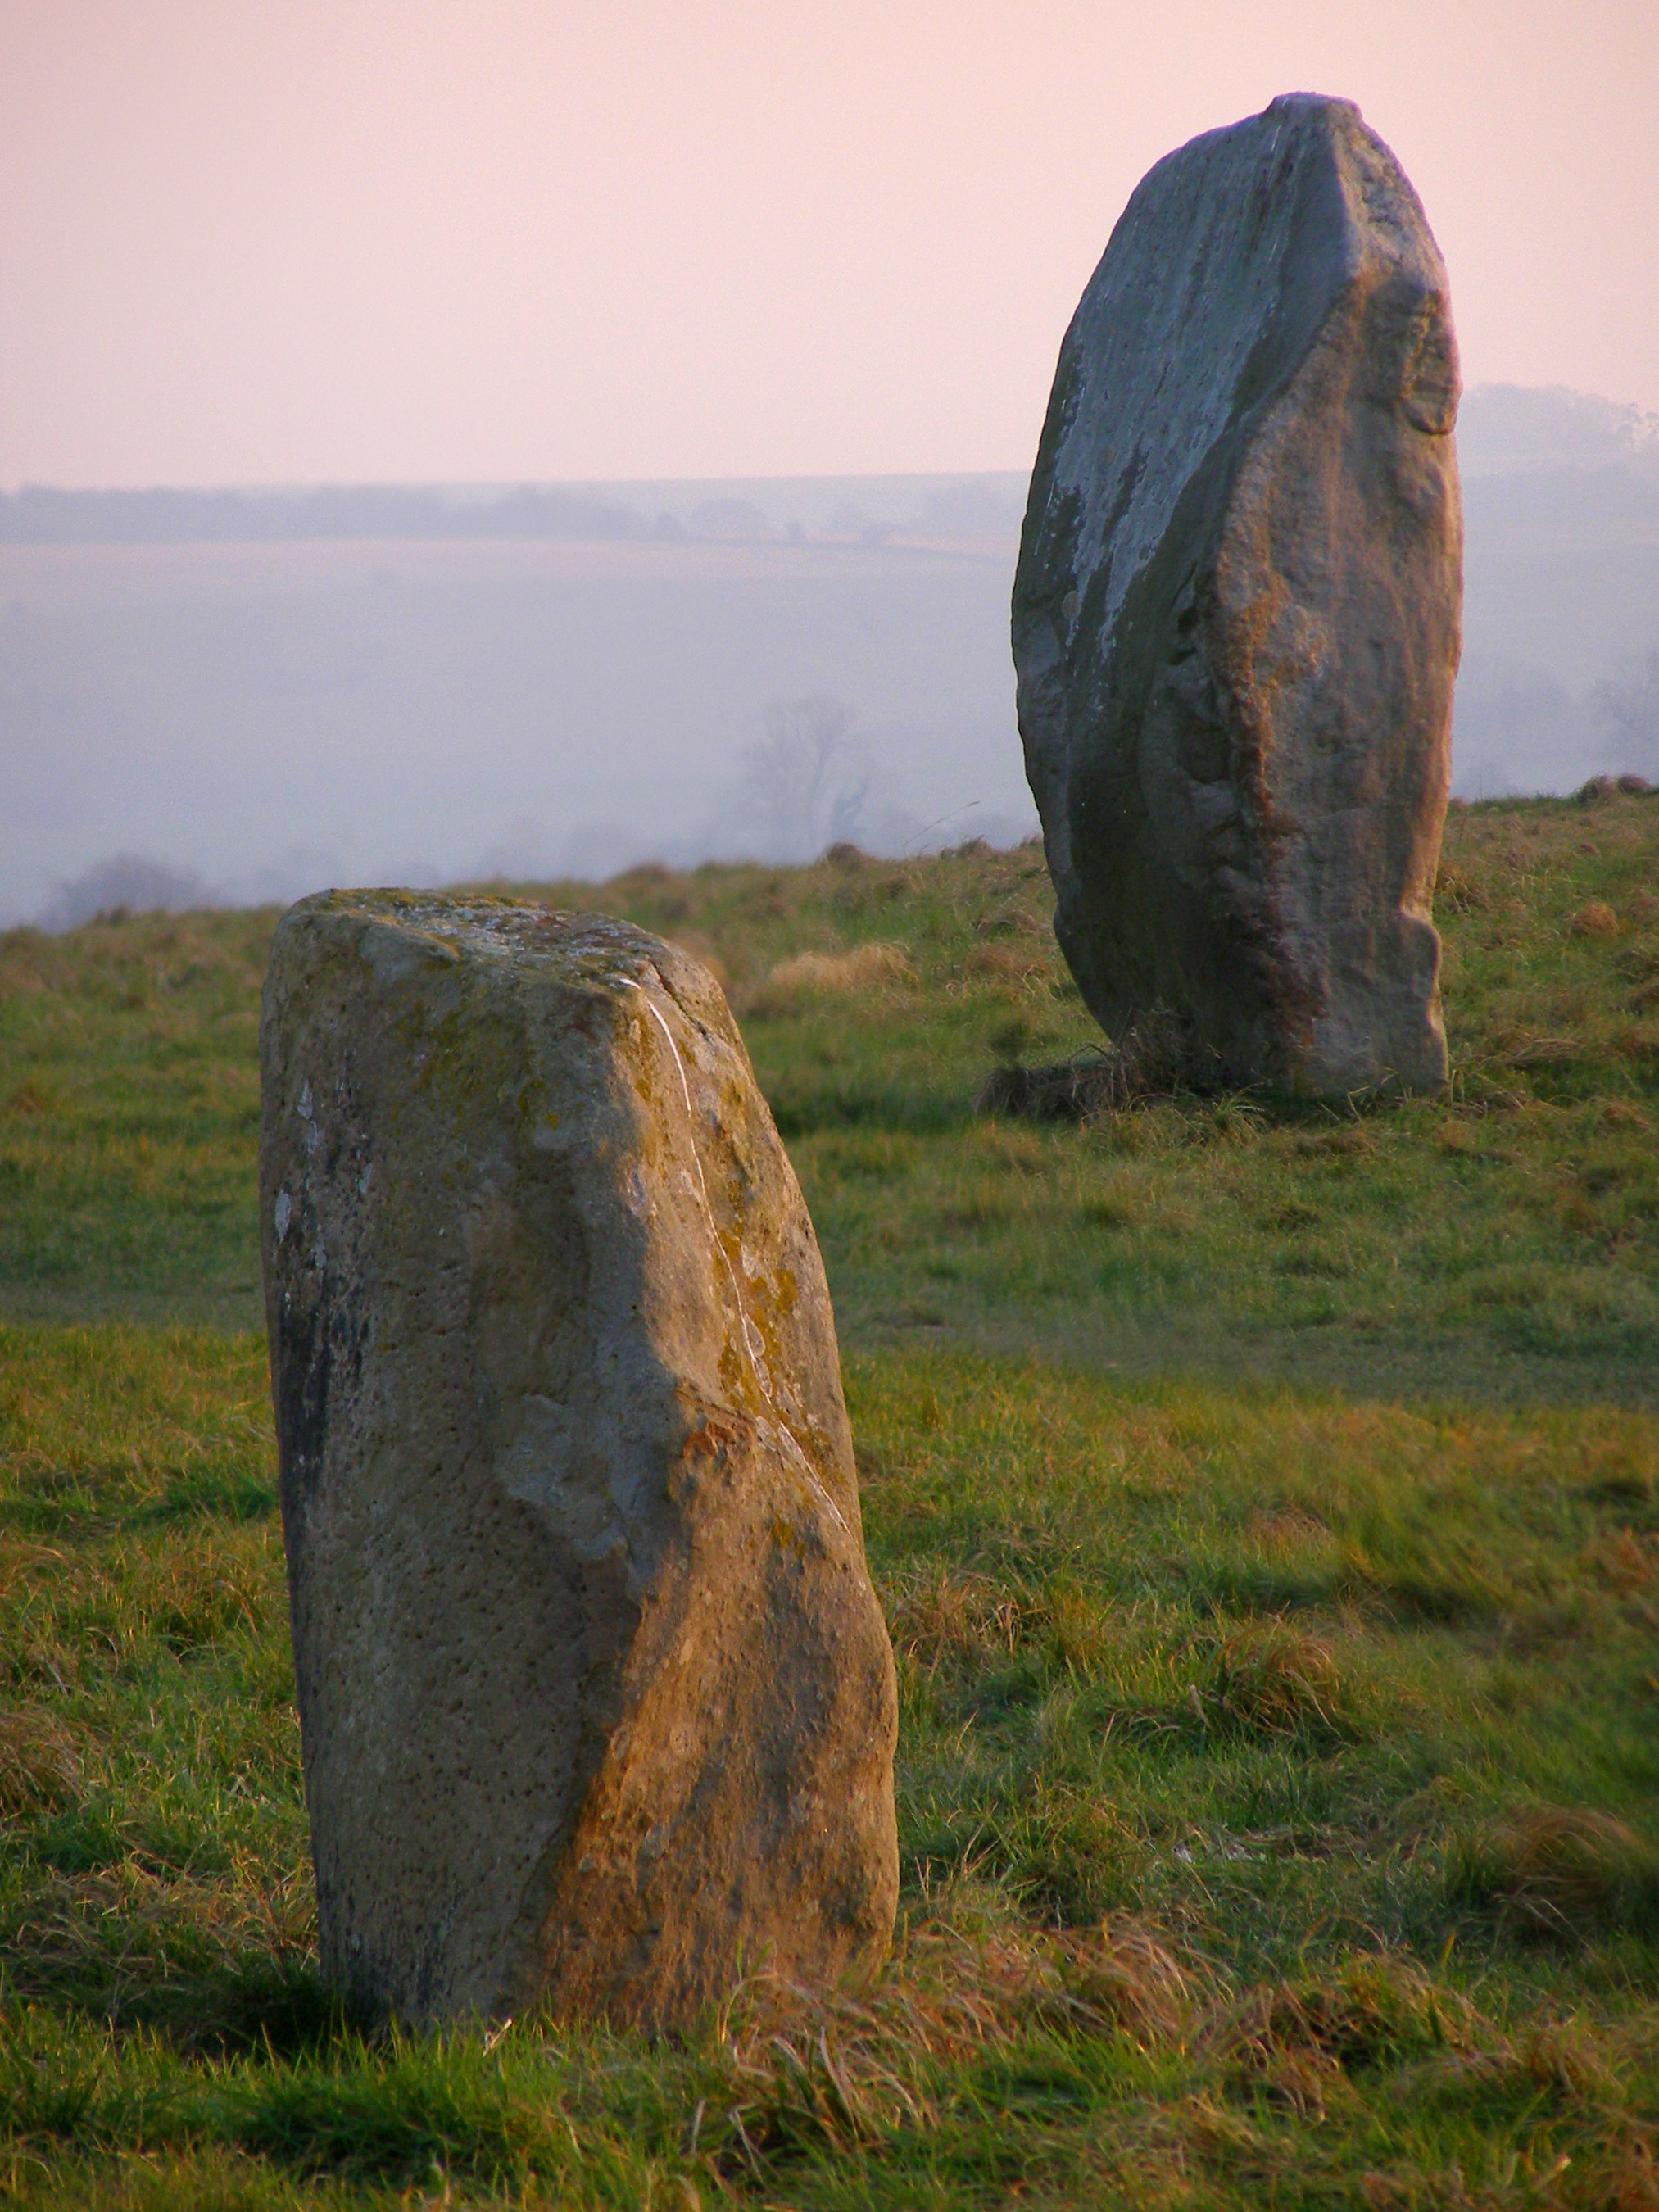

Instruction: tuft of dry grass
[1200,1620,1350,1741]
[1247,1505,1330,1551]
[1434,863,1491,916]
[963,943,1050,989]
[1583,1525,1659,1595]
[884,1564,1119,1684]
[765,942,914,995]
[0,1702,80,1814]
[886,1566,1028,1674]
[1203,1956,1484,2119]
[713,1915,1192,2158]
[1573,2134,1659,2212]
[1574,902,1623,938]
[1501,1033,1583,1069]
[1447,1806,1659,1947]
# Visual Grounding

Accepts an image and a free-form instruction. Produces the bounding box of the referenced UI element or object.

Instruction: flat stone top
[280,890,672,988]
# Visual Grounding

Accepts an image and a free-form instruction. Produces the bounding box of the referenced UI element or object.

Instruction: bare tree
[741,695,873,861]
[39,853,208,932]
[1593,650,1659,769]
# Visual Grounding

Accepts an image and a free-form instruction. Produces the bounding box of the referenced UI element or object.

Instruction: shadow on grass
[2,1956,347,2061]
[975,1048,1420,1131]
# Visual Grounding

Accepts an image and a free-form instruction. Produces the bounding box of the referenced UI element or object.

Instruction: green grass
[3,1330,1658,2206]
[2,790,1658,2205]
[4,796,1658,1398]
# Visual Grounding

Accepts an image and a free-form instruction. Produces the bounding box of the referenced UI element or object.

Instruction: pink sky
[2,0,1655,487]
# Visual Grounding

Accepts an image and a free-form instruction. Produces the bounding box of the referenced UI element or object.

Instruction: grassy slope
[2,791,1658,2207]
[3,797,1658,1398]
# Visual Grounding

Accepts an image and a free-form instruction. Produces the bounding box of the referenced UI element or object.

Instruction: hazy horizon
[5,382,1657,931]
[7,7,1659,927]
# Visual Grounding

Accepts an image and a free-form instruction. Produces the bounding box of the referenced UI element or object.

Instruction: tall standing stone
[1013,93,1462,1094]
[261,892,898,2029]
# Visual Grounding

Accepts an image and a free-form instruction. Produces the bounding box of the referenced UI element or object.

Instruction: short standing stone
[260,892,899,2028]
[1013,93,1461,1094]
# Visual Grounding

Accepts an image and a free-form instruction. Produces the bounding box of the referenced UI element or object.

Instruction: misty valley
[3,383,1657,930]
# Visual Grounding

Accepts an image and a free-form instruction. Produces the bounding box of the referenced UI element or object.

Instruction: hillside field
[2,792,1657,2208]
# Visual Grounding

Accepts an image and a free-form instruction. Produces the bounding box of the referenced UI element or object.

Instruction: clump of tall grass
[1198,1620,1351,1743]
[885,1564,1118,1685]
[1446,1807,1659,1947]
[0,1702,80,1814]
[765,941,914,995]
[1434,860,1491,914]
[886,1565,1031,1674]
[710,1915,1192,2160]
[1203,1955,1485,2118]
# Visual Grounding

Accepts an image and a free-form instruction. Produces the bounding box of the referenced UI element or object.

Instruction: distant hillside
[1457,383,1659,478]
[0,474,1028,550]
[0,483,649,546]
[3,388,1656,927]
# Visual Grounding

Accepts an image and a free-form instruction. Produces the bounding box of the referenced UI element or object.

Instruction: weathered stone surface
[1013,93,1462,1094]
[260,892,898,2029]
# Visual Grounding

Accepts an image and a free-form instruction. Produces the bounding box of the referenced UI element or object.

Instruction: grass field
[2,792,1658,2206]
